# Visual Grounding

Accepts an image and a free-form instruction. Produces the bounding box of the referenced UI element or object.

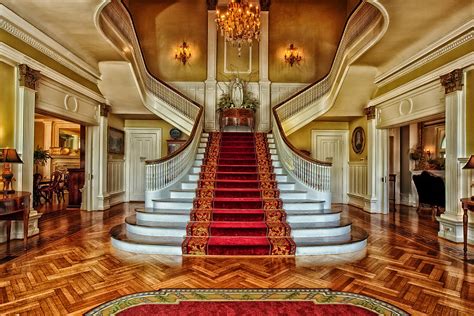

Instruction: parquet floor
[1,203,473,315]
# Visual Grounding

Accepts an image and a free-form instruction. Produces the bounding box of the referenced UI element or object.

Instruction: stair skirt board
[110,131,369,256]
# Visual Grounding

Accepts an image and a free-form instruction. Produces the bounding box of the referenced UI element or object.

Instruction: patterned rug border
[85,288,409,316]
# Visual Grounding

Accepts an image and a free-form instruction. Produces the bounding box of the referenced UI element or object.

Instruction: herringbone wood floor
[1,203,473,315]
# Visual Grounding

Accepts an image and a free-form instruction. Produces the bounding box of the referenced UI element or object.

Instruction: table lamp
[463,155,474,201]
[0,148,23,194]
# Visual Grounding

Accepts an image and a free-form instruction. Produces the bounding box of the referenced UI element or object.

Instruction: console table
[461,198,474,263]
[219,108,255,131]
[0,191,30,249]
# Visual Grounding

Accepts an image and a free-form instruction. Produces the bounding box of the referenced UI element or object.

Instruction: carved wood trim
[440,69,463,94]
[206,0,218,10]
[260,0,271,11]
[18,64,40,90]
[100,104,111,117]
[364,106,376,120]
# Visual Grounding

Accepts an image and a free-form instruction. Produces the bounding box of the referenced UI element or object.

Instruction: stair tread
[286,208,341,215]
[289,219,351,229]
[111,224,183,246]
[152,198,194,203]
[283,199,325,203]
[126,215,188,228]
[294,226,368,246]
[136,207,190,214]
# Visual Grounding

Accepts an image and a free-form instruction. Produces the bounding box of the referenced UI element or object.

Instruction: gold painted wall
[0,30,100,93]
[128,0,208,82]
[467,69,474,154]
[374,40,473,97]
[349,116,367,161]
[288,121,349,153]
[0,61,15,148]
[34,122,45,150]
[269,0,348,83]
[124,119,188,157]
[216,33,260,82]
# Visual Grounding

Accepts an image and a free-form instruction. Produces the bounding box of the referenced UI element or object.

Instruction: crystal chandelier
[216,0,260,56]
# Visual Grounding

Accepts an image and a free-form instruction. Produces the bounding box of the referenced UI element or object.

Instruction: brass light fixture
[1,148,23,194]
[175,41,191,65]
[216,0,260,56]
[284,44,302,67]
[463,155,474,200]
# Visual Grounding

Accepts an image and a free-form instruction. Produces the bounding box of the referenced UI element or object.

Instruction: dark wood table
[461,198,474,263]
[0,191,31,249]
[219,108,255,131]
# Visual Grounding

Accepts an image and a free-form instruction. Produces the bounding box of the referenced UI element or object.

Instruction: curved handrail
[99,0,201,123]
[273,3,383,123]
[271,2,386,191]
[98,0,204,190]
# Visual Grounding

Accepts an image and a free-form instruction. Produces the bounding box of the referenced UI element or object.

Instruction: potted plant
[33,147,52,174]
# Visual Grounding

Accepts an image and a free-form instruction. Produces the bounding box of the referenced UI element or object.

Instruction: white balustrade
[275,4,382,123]
[100,0,203,193]
[272,116,331,193]
[101,1,199,121]
[145,117,203,192]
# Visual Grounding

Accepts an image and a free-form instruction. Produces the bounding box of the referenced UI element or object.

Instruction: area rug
[85,288,409,316]
[182,132,296,255]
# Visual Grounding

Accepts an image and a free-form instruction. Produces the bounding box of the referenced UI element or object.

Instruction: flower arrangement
[217,78,259,111]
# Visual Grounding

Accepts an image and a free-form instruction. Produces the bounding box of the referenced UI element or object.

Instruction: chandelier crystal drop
[216,0,260,56]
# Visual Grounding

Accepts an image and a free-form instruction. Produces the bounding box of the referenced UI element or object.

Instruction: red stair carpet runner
[182,132,296,255]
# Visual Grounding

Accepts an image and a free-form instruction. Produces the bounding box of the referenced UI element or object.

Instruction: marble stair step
[110,224,183,255]
[294,226,368,255]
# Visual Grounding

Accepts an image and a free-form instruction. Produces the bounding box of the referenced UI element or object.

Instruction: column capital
[99,103,111,117]
[206,0,217,10]
[260,0,271,11]
[18,64,40,90]
[363,106,376,120]
[440,69,463,94]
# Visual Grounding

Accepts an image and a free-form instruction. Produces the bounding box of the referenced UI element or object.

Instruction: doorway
[33,113,85,212]
[125,128,161,201]
[311,130,349,204]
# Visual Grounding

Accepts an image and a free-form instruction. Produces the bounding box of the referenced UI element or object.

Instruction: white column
[258,10,271,132]
[438,69,470,242]
[364,106,389,213]
[91,104,110,211]
[13,64,42,238]
[205,9,218,131]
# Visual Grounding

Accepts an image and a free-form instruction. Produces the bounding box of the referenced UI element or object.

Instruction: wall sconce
[175,41,191,65]
[284,44,302,67]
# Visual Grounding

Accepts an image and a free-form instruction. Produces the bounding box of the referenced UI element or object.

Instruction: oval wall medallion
[64,94,79,112]
[398,98,413,116]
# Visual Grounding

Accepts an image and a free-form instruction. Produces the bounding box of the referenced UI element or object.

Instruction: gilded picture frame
[351,127,365,154]
[108,127,125,155]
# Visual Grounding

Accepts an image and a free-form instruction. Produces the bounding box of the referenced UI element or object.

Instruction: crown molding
[0,43,105,103]
[375,20,474,86]
[368,52,474,108]
[0,4,101,83]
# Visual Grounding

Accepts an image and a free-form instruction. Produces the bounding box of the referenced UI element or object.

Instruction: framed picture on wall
[351,127,365,154]
[108,127,125,154]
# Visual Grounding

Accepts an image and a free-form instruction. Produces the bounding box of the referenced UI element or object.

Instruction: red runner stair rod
[182,132,296,255]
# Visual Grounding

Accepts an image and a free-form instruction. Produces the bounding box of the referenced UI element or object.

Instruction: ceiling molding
[0,4,101,83]
[368,52,474,108]
[0,43,105,103]
[374,20,474,86]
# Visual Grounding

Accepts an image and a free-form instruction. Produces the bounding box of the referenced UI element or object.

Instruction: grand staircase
[111,132,368,256]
